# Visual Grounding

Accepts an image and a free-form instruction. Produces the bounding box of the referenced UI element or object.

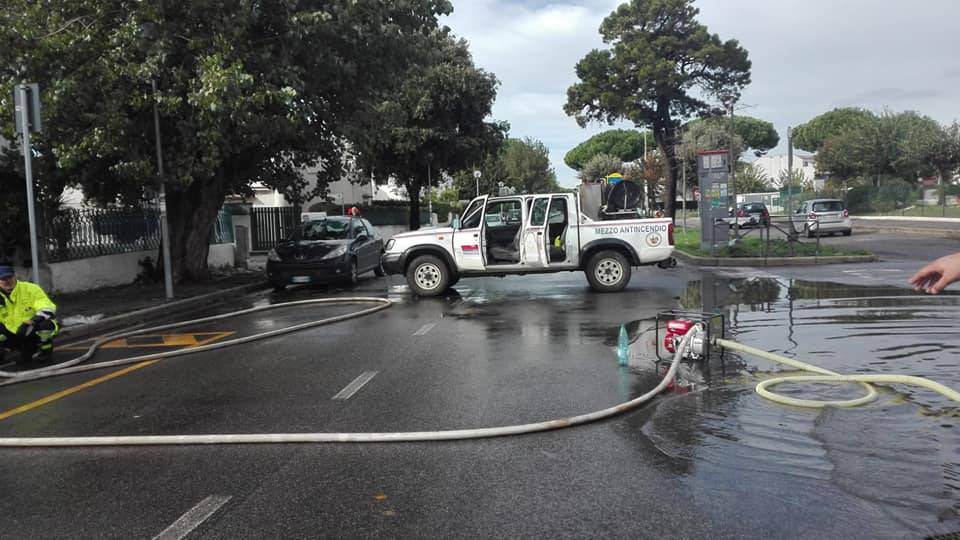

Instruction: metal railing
[43,207,162,262]
[43,207,234,262]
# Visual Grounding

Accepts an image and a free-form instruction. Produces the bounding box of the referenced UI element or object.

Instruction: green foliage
[816,110,942,185]
[680,120,744,159]
[0,0,453,278]
[792,108,876,153]
[564,129,653,170]
[735,163,771,194]
[452,137,558,199]
[578,153,623,183]
[357,32,506,229]
[685,115,778,156]
[501,138,559,194]
[564,0,751,216]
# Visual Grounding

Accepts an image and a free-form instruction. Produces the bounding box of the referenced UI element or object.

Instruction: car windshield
[812,201,844,213]
[296,218,351,241]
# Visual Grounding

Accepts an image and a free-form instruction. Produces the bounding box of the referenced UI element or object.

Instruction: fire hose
[716,337,960,408]
[0,301,697,447]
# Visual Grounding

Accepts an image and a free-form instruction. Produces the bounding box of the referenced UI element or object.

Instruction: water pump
[655,311,725,362]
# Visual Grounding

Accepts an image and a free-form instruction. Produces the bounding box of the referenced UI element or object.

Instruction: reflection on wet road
[642,275,960,536]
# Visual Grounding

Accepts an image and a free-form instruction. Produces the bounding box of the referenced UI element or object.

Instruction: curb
[854,225,960,239]
[674,250,879,267]
[59,280,271,343]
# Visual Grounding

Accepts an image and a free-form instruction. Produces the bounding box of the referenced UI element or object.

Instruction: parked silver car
[794,199,852,237]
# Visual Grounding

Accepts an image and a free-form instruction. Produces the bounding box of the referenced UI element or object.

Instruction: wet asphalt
[0,231,959,539]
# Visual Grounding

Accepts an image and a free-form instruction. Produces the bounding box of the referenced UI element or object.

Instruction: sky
[442,0,960,187]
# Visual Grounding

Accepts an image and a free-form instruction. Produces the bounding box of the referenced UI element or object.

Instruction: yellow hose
[715,338,960,408]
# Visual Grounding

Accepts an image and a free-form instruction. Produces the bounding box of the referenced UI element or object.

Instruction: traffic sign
[13,83,41,133]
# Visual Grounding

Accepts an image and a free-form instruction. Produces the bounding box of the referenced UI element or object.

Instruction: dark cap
[0,265,14,279]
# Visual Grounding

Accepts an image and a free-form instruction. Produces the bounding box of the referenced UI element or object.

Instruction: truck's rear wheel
[585,250,631,293]
[406,255,450,297]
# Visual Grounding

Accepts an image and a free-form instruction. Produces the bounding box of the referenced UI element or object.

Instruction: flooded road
[640,276,960,537]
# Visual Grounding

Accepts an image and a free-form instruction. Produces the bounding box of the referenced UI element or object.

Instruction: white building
[752,153,820,189]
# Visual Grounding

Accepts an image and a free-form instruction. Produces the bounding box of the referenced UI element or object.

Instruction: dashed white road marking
[332,371,379,400]
[153,495,231,540]
[412,322,437,336]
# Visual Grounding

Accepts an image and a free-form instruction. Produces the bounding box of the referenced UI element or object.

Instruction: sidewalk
[54,257,269,341]
[852,216,960,238]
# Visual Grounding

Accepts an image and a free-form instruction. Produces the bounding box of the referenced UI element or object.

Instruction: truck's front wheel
[406,255,450,297]
[585,250,631,293]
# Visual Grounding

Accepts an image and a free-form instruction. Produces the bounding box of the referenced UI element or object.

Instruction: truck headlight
[267,248,281,262]
[322,245,348,260]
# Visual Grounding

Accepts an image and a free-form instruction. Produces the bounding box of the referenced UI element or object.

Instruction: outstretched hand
[910,252,960,294]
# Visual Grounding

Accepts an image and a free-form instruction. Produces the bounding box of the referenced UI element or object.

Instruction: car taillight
[842,209,849,218]
[668,223,674,246]
[808,213,818,220]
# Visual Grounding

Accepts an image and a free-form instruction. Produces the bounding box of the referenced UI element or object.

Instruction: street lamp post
[150,71,174,300]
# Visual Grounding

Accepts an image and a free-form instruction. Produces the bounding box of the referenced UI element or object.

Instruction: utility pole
[729,100,738,243]
[787,126,794,215]
[427,161,433,224]
[152,78,174,300]
[16,84,41,285]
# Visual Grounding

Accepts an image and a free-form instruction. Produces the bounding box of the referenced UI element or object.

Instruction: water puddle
[640,276,960,536]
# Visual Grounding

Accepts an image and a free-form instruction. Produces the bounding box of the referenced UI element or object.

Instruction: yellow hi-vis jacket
[0,280,57,333]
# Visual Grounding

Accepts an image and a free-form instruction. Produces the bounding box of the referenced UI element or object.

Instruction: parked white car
[794,199,852,237]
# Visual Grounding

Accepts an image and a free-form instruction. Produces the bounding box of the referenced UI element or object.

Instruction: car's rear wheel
[406,255,450,297]
[585,250,631,293]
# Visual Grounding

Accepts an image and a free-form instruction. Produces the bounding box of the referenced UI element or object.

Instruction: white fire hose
[0,300,695,447]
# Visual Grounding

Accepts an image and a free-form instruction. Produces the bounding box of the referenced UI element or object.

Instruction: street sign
[13,83,41,133]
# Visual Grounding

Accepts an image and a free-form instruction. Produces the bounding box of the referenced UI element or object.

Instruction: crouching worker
[0,265,59,365]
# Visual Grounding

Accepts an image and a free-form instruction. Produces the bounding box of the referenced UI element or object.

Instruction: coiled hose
[0,301,695,447]
[715,338,960,408]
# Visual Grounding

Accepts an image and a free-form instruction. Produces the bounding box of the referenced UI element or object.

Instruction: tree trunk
[653,124,679,220]
[165,172,229,282]
[407,180,421,231]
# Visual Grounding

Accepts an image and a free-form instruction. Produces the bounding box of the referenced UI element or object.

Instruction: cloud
[445,0,960,187]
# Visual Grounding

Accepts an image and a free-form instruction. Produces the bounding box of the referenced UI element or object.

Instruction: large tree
[685,115,779,156]
[564,129,653,171]
[816,110,941,186]
[791,108,876,153]
[452,137,559,199]
[0,0,451,280]
[357,32,506,230]
[564,0,750,218]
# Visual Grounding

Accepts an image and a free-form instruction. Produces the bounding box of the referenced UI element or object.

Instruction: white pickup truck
[381,192,676,296]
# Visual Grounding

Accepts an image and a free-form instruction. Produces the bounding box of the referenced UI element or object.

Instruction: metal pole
[152,78,174,300]
[427,162,432,223]
[787,126,794,214]
[369,167,375,207]
[18,85,40,285]
[681,149,687,232]
[729,101,738,243]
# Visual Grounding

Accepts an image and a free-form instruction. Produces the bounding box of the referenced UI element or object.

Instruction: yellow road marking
[0,331,235,422]
[60,331,235,351]
[0,360,159,421]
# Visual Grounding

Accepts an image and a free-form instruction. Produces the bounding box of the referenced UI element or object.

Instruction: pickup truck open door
[521,196,550,268]
[453,195,487,271]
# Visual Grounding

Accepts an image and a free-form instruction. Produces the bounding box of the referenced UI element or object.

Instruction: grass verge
[674,229,872,258]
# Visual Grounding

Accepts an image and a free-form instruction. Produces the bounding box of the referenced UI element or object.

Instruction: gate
[251,207,297,252]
